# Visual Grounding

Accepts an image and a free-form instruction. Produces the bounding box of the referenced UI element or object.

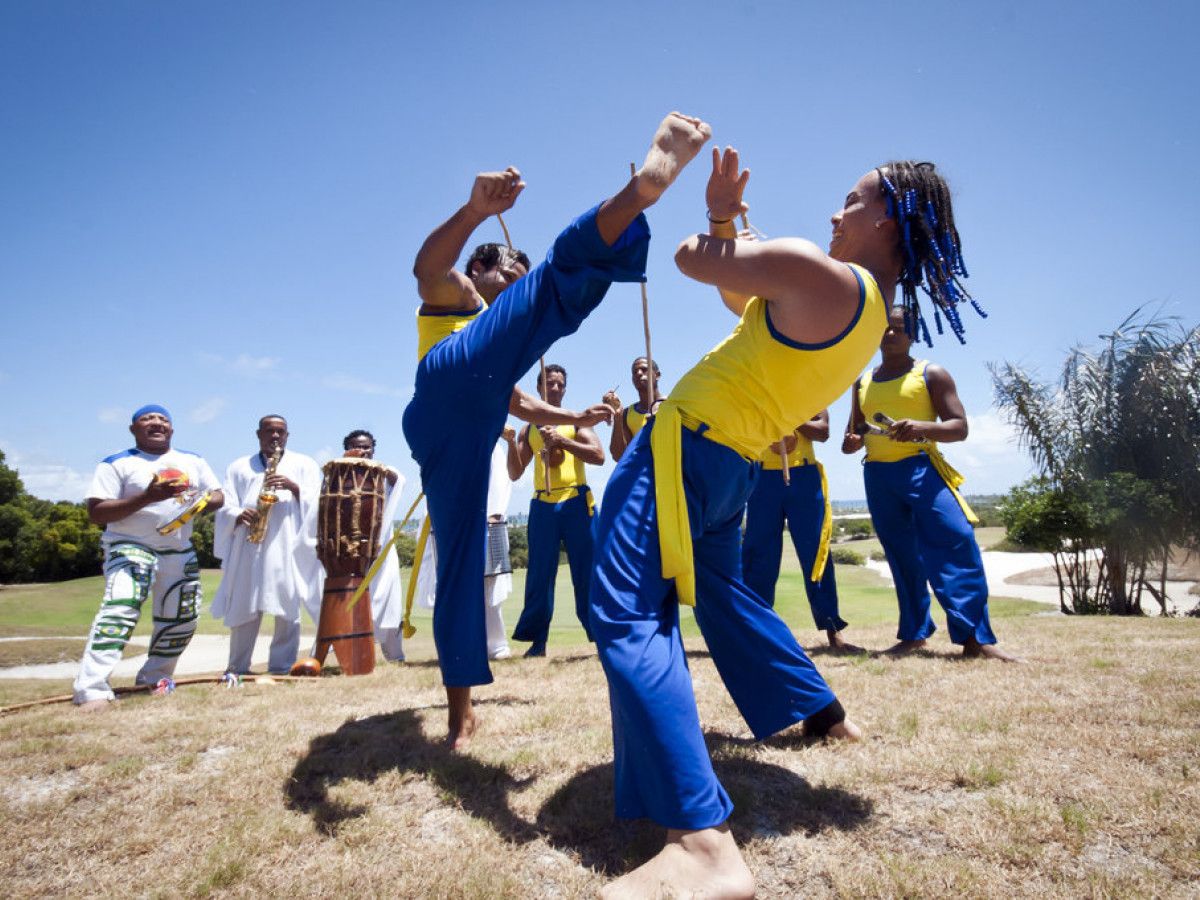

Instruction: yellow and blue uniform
[741,431,844,631]
[858,360,996,646]
[402,204,650,688]
[511,424,596,646]
[624,402,650,437]
[590,265,886,829]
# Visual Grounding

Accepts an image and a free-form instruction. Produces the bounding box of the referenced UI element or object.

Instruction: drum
[314,458,390,675]
[157,490,214,536]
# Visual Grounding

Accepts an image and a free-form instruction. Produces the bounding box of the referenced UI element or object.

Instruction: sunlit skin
[508,369,605,481]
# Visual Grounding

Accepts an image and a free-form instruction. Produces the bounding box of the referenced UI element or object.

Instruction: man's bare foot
[962,640,1025,663]
[828,717,863,741]
[76,699,112,713]
[826,630,866,654]
[882,639,927,657]
[601,823,754,900]
[446,686,477,751]
[634,112,713,205]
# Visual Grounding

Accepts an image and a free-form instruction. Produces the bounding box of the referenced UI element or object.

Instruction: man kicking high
[402,112,712,749]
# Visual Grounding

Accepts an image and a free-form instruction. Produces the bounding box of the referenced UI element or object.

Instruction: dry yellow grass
[2,608,1198,898]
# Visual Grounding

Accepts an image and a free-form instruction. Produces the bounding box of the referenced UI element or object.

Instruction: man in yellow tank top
[590,148,985,898]
[506,363,604,656]
[604,356,665,462]
[843,306,1018,661]
[401,113,713,751]
[740,409,861,652]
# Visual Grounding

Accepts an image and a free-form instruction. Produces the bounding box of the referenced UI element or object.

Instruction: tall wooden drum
[315,457,388,675]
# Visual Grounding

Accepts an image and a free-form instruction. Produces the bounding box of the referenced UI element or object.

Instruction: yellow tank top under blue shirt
[652,263,887,605]
[416,301,486,362]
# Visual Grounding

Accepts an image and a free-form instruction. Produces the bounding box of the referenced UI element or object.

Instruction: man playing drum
[73,404,224,710]
[402,111,712,749]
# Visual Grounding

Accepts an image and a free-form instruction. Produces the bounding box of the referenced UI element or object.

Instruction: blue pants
[512,490,594,644]
[742,465,846,632]
[590,423,837,830]
[402,205,649,687]
[864,454,997,645]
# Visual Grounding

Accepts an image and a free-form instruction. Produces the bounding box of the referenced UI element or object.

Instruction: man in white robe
[212,415,322,675]
[415,433,513,660]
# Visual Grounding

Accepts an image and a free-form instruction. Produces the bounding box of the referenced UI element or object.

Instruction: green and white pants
[72,541,202,704]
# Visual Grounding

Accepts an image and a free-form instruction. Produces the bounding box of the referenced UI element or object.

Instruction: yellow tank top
[529,425,587,503]
[857,358,979,525]
[416,302,486,362]
[625,404,649,437]
[858,360,933,462]
[759,431,816,470]
[653,263,887,605]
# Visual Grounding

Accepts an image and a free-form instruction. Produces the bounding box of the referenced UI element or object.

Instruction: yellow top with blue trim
[759,431,816,470]
[858,358,979,524]
[529,425,588,504]
[624,404,650,437]
[416,302,486,361]
[652,263,887,605]
[858,359,933,462]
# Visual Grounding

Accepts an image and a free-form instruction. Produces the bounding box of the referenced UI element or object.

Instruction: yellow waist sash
[651,402,755,607]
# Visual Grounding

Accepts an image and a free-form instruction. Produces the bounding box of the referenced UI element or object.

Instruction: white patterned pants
[73,542,201,704]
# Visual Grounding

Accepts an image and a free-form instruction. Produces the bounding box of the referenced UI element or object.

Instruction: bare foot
[826,630,866,655]
[882,639,927,657]
[962,640,1025,663]
[634,112,713,205]
[601,823,754,900]
[446,686,477,752]
[76,699,113,713]
[828,717,863,741]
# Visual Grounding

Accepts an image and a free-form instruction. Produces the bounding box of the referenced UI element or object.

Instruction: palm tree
[991,308,1200,614]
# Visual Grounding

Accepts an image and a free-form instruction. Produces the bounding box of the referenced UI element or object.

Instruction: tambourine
[157,490,214,535]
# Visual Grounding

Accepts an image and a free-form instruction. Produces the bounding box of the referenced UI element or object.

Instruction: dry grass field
[2,547,1199,897]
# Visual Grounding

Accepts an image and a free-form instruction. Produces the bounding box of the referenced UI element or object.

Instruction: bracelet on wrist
[706,211,733,225]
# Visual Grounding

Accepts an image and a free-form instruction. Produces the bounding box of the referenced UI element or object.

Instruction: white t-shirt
[88,447,221,551]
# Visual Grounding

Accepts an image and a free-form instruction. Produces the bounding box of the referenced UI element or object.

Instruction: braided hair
[876,161,985,345]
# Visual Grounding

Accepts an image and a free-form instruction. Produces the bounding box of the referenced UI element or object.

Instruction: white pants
[485,575,510,659]
[226,613,301,675]
[73,542,201,704]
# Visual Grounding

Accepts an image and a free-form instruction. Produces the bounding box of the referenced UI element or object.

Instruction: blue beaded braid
[877,166,984,346]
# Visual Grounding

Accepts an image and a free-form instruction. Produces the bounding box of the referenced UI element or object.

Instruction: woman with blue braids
[592,151,987,899]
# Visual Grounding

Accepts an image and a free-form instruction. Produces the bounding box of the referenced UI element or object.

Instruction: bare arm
[508,426,533,481]
[841,379,866,454]
[546,425,605,466]
[676,234,862,345]
[413,168,525,310]
[508,387,615,428]
[797,409,831,443]
[889,365,969,443]
[86,476,189,525]
[603,391,631,461]
[704,147,754,316]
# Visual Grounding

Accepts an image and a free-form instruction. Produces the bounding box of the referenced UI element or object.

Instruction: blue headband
[131,404,172,424]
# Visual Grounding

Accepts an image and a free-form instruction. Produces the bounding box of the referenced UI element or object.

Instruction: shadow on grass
[535,739,873,875]
[284,698,538,840]
[287,711,872,872]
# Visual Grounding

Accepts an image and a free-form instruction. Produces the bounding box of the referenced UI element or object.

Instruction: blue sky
[2,1,1196,512]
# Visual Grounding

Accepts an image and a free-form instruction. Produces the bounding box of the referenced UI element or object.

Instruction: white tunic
[211,450,322,627]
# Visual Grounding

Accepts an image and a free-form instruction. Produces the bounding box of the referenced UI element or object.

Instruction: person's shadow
[286,708,873,874]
